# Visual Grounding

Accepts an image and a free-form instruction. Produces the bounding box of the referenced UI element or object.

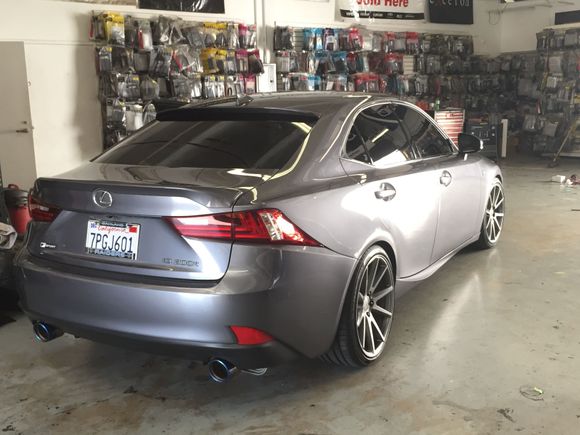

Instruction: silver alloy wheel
[484,183,505,244]
[355,255,394,359]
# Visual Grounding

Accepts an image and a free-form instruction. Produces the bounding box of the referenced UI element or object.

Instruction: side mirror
[458,133,483,154]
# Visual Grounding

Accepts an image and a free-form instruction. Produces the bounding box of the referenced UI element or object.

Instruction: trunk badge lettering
[40,242,57,249]
[93,189,113,208]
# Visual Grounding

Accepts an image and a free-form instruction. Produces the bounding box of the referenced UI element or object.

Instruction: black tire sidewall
[344,246,394,366]
[479,179,504,249]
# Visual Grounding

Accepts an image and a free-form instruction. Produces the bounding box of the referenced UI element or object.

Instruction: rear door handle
[375,183,396,201]
[440,170,452,187]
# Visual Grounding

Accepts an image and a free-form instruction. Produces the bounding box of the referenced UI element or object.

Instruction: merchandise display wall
[0,0,255,186]
[515,26,580,157]
[91,12,262,148]
[0,0,574,182]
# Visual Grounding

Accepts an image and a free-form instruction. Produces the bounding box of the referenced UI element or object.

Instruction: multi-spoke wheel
[322,246,395,367]
[476,179,505,249]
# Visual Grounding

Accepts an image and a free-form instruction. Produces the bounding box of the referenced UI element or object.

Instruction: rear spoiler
[156,107,321,123]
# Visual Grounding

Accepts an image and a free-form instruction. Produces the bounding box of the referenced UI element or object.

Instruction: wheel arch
[321,239,397,365]
[326,238,398,354]
[374,240,397,282]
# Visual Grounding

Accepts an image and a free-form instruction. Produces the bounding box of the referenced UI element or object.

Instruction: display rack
[90,11,263,149]
[271,25,516,117]
[515,25,580,157]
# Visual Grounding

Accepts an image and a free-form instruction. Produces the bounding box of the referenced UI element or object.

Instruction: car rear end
[16,105,356,368]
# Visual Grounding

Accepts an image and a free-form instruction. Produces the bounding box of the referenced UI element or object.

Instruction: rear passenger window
[343,105,414,166]
[395,106,453,158]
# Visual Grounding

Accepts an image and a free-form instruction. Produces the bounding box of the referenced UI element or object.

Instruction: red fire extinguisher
[5,184,31,235]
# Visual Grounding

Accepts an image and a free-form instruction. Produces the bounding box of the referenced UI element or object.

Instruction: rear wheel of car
[322,246,395,367]
[476,179,505,249]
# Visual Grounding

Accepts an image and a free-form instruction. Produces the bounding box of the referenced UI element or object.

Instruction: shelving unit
[90,11,263,149]
[271,25,517,117]
[513,24,580,157]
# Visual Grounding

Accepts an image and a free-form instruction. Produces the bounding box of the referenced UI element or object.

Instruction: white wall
[0,0,505,181]
[499,1,580,53]
[0,0,255,180]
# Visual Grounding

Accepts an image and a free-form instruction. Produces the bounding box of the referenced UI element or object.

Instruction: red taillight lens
[28,195,61,223]
[230,326,273,345]
[164,209,320,247]
[166,213,234,239]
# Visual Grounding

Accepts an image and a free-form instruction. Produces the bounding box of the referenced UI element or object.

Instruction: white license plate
[85,219,140,260]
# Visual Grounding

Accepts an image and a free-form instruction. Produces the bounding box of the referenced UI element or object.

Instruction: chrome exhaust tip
[32,322,63,342]
[207,358,238,383]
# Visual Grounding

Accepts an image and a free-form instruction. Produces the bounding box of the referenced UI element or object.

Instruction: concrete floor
[1,158,580,435]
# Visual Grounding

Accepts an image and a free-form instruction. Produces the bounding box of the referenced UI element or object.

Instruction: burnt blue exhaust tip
[32,322,63,342]
[208,358,238,383]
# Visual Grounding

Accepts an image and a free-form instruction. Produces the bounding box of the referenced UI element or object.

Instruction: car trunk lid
[27,164,275,281]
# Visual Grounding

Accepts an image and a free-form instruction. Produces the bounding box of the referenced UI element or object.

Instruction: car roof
[184,92,404,117]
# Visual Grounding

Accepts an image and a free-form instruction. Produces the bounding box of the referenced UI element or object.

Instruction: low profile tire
[322,246,395,367]
[476,179,505,249]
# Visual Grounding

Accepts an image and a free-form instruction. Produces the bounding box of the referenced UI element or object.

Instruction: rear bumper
[16,245,356,368]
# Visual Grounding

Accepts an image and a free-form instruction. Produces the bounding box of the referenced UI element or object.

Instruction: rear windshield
[95,120,313,170]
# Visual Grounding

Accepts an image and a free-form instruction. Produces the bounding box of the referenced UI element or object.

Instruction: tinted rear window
[96,120,313,170]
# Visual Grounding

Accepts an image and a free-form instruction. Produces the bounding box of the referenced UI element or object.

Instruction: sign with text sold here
[337,0,425,21]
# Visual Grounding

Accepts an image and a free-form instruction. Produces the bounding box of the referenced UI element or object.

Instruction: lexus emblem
[93,189,113,208]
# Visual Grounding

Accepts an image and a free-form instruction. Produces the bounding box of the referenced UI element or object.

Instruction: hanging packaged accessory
[190,74,203,98]
[244,75,257,94]
[406,32,419,55]
[201,48,220,74]
[124,17,137,49]
[274,26,295,50]
[227,23,240,50]
[133,52,150,73]
[97,12,125,46]
[112,46,133,72]
[140,76,160,101]
[248,50,264,75]
[96,46,113,74]
[324,28,337,51]
[143,103,156,125]
[361,29,374,52]
[225,75,244,96]
[331,51,348,75]
[171,76,193,100]
[152,16,172,45]
[118,73,141,100]
[238,24,256,49]
[371,32,383,52]
[349,28,362,51]
[276,51,291,74]
[304,28,316,51]
[136,19,153,51]
[126,104,144,132]
[150,46,172,77]
[182,23,205,49]
[394,32,407,52]
[236,49,249,73]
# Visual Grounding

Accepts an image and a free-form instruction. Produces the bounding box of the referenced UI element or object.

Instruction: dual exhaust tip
[207,358,267,383]
[32,323,266,383]
[32,322,63,342]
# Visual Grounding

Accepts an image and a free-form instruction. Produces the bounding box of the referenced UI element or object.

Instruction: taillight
[230,326,273,345]
[28,194,61,223]
[164,209,321,246]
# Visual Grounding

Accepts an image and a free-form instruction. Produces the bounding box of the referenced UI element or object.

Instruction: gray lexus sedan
[16,93,504,380]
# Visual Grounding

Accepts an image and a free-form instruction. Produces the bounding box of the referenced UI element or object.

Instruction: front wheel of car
[476,178,505,249]
[322,246,395,367]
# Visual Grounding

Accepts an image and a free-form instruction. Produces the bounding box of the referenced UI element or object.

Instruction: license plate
[85,219,140,260]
